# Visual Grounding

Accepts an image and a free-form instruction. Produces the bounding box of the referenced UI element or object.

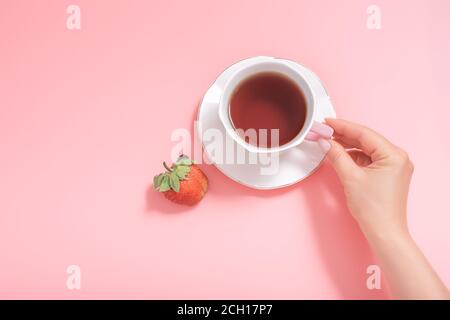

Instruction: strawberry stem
[163,162,173,172]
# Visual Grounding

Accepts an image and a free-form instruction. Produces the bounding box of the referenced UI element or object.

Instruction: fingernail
[311,122,334,139]
[318,139,331,153]
[305,132,321,141]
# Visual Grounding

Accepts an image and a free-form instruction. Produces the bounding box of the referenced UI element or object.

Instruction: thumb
[319,139,359,180]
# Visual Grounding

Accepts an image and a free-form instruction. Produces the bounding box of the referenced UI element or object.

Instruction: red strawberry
[153,155,208,206]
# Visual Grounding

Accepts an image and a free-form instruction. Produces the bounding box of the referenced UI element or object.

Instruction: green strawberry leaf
[153,175,160,188]
[155,157,194,193]
[169,172,180,192]
[153,174,164,189]
[158,175,170,192]
[176,155,194,166]
[174,165,190,180]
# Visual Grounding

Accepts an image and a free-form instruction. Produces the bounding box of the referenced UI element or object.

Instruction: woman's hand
[318,118,413,239]
[319,118,449,299]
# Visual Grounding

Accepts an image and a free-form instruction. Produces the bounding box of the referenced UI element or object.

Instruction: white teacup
[218,59,333,154]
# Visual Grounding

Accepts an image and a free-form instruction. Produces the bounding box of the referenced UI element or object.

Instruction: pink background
[0,0,449,299]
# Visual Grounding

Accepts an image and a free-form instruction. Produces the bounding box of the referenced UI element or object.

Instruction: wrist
[357,215,410,246]
[361,223,411,249]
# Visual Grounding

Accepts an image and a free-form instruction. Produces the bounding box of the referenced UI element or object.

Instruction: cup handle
[305,121,334,141]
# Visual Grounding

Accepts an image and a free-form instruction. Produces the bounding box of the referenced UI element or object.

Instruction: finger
[319,139,361,180]
[333,133,365,150]
[348,150,372,167]
[325,118,395,160]
[332,136,355,149]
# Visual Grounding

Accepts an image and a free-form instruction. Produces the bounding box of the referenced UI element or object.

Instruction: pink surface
[0,0,449,299]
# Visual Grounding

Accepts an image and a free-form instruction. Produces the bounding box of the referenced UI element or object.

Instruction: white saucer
[196,56,336,190]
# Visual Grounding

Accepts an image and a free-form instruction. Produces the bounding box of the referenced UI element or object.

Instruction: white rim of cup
[218,60,317,154]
